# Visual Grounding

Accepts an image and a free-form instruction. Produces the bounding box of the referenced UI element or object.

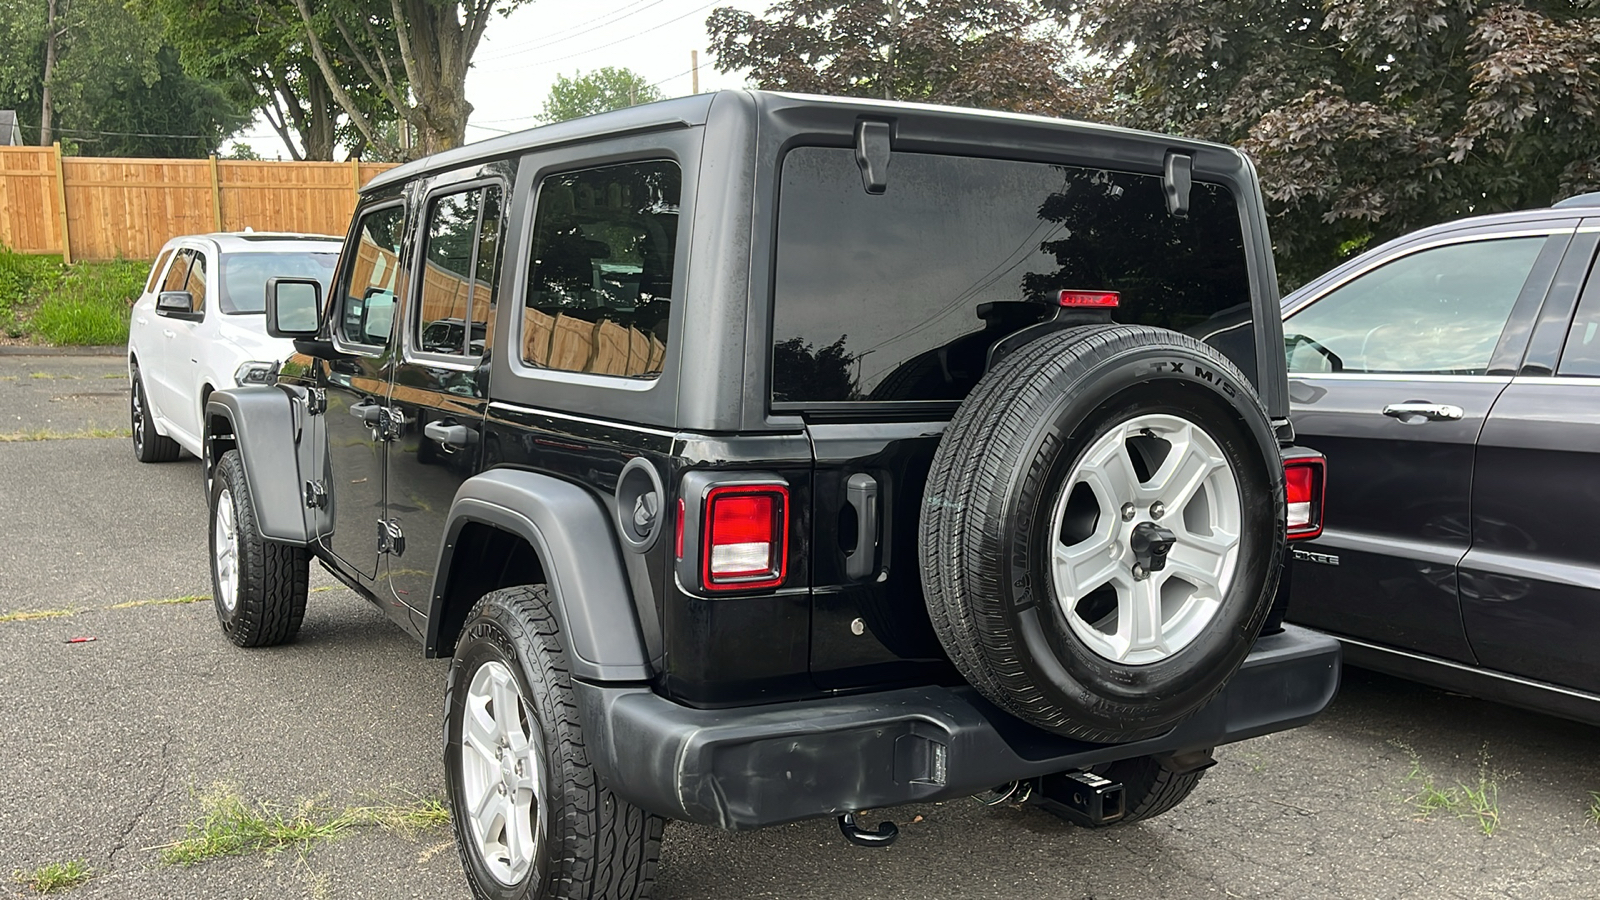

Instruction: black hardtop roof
[363,90,1245,195]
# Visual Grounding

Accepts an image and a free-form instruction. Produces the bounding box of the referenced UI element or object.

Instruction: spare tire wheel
[920,325,1283,743]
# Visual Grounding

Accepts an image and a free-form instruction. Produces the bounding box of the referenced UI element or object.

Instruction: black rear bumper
[577,624,1340,829]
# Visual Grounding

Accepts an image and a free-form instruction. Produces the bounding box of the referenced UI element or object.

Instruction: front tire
[446,585,662,900]
[130,364,181,463]
[208,449,309,647]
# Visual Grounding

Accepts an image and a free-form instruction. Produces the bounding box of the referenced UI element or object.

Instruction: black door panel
[1463,380,1600,691]
[806,422,952,689]
[319,356,390,581]
[1287,376,1505,660]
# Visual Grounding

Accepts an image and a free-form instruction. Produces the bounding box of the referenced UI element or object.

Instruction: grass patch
[1400,743,1502,836]
[0,245,146,345]
[0,427,131,442]
[158,787,450,866]
[1588,791,1600,826]
[12,859,91,894]
[0,608,77,623]
[107,594,210,610]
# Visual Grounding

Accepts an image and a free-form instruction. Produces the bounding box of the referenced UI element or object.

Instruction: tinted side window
[185,251,208,314]
[1284,237,1546,376]
[146,249,174,293]
[336,205,406,348]
[522,160,678,379]
[417,185,502,356]
[161,249,193,293]
[1558,254,1600,377]
[771,149,1252,404]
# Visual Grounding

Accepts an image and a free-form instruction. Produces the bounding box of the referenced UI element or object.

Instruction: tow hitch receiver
[1034,771,1126,826]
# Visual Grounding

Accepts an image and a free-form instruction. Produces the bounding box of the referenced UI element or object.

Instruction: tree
[706,0,1099,118]
[139,0,398,161]
[540,67,662,124]
[0,0,249,156]
[1052,0,1600,286]
[286,0,531,158]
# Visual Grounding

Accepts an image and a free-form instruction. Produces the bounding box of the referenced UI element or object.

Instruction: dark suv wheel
[446,585,662,900]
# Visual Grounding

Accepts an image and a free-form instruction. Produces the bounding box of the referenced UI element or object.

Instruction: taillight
[701,485,789,590]
[1284,453,1326,541]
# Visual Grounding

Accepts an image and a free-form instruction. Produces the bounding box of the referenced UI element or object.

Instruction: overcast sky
[238,0,771,160]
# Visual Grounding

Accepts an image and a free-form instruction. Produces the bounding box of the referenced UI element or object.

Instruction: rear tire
[446,585,662,900]
[130,364,181,463]
[208,449,309,647]
[921,325,1283,742]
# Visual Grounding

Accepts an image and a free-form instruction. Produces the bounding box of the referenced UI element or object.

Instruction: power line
[485,0,721,73]
[477,0,669,63]
[13,120,281,142]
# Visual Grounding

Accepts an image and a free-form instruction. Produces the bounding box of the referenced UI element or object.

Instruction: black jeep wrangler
[204,91,1339,899]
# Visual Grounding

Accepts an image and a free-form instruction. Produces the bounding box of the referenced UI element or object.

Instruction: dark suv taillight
[1283,452,1326,541]
[675,474,791,594]
[703,485,789,590]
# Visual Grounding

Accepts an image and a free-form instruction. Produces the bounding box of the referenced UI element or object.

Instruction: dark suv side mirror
[155,291,200,321]
[265,278,323,339]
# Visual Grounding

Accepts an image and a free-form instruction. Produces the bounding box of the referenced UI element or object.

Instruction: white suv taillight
[1284,453,1326,541]
[701,485,788,591]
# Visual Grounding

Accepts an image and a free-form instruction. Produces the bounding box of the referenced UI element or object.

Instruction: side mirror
[265,278,322,339]
[155,291,199,320]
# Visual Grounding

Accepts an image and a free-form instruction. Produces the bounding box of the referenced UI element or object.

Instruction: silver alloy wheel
[213,488,239,613]
[460,659,545,887]
[1048,413,1242,665]
[131,377,145,449]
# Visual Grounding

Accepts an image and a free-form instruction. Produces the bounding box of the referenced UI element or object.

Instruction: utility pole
[40,0,61,146]
[691,50,700,94]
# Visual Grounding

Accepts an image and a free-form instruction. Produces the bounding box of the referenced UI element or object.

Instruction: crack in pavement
[109,732,174,864]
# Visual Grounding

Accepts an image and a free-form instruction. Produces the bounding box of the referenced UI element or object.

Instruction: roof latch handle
[1163,151,1193,217]
[855,120,893,195]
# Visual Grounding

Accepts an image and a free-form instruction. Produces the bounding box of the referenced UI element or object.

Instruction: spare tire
[920,325,1283,742]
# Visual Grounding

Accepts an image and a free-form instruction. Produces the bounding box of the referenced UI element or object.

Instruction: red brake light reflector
[1284,454,1326,541]
[1058,290,1120,308]
[702,485,789,590]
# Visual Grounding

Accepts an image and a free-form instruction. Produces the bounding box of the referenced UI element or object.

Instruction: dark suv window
[521,160,678,379]
[337,205,406,348]
[770,149,1252,405]
[417,185,503,356]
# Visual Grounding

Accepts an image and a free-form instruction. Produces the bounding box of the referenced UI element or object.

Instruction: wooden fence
[0,144,397,263]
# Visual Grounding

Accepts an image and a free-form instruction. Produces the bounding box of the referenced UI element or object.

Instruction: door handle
[1382,403,1464,422]
[424,420,477,448]
[135,316,147,325]
[162,329,175,339]
[845,473,880,580]
[350,402,385,426]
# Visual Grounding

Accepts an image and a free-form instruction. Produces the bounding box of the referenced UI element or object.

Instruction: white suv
[128,232,340,463]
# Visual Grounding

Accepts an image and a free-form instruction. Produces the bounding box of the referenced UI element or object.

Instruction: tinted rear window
[771,149,1254,404]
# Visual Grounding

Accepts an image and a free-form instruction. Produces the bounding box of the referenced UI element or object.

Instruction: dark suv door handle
[424,420,477,448]
[350,402,385,425]
[1382,402,1463,422]
[845,473,879,580]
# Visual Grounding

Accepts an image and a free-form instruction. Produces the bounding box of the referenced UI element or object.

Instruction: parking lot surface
[4,352,1599,900]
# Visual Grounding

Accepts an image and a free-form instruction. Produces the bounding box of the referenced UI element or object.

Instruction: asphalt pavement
[3,352,1600,900]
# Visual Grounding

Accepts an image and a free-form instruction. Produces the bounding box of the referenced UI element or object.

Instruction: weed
[12,859,91,894]
[1588,791,1600,826]
[0,427,131,442]
[101,372,126,379]
[0,608,77,623]
[107,595,210,610]
[157,787,450,866]
[29,372,51,379]
[1399,743,1502,836]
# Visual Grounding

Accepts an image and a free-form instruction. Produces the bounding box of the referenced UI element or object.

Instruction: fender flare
[205,388,310,543]
[432,469,651,683]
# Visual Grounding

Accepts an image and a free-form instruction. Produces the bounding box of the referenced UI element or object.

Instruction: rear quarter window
[770,149,1254,405]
